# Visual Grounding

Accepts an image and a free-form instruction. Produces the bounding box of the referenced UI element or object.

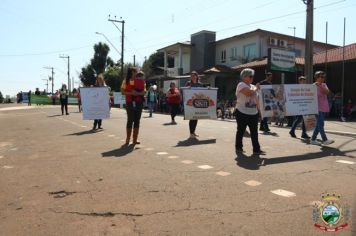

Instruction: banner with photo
[80,87,110,120]
[259,84,318,118]
[182,87,218,120]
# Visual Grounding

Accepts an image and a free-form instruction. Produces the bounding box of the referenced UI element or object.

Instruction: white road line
[244,180,262,186]
[108,135,116,137]
[168,156,179,159]
[145,148,154,151]
[336,160,355,165]
[271,189,296,197]
[215,171,231,176]
[10,148,18,151]
[0,156,4,159]
[181,160,194,164]
[198,165,213,170]
[156,152,168,155]
[3,165,14,169]
[81,126,87,128]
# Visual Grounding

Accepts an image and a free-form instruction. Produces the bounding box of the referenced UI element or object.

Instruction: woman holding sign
[235,68,265,155]
[92,74,107,130]
[186,71,204,139]
[121,68,146,145]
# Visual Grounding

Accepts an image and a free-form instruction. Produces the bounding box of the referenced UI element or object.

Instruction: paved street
[0,105,355,236]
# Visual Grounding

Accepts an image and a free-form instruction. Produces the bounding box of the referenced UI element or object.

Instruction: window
[243,43,257,60]
[220,49,226,63]
[230,47,238,61]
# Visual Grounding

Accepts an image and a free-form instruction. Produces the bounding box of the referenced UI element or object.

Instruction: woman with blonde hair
[92,74,107,130]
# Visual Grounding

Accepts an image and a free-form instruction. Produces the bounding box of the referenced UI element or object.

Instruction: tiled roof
[204,65,235,73]
[233,43,356,70]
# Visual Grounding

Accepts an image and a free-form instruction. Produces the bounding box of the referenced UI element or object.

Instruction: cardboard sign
[80,87,110,120]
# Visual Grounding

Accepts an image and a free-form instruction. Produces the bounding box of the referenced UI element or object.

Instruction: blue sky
[0,0,355,96]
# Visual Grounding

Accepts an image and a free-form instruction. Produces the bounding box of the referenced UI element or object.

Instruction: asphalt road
[0,105,355,236]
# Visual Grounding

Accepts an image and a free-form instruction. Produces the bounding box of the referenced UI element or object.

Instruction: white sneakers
[310,139,334,145]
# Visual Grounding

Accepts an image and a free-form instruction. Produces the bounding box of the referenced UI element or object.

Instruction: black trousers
[189,120,198,134]
[235,109,260,152]
[93,119,102,128]
[170,103,179,121]
[60,99,68,114]
[126,103,143,129]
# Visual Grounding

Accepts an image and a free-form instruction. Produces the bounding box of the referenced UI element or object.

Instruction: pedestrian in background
[310,71,334,145]
[167,82,181,124]
[59,84,69,115]
[146,86,157,117]
[92,74,107,130]
[289,76,310,139]
[186,71,204,139]
[258,72,273,132]
[27,90,31,106]
[121,68,146,145]
[76,88,82,112]
[235,68,265,155]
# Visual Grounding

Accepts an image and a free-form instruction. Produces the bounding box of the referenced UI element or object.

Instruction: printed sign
[259,84,318,118]
[268,48,296,72]
[182,87,217,120]
[80,87,110,120]
[113,92,126,105]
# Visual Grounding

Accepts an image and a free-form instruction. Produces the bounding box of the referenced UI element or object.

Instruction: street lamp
[95,32,121,54]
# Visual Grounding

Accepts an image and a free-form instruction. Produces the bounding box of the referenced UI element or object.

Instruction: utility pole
[303,0,314,83]
[325,22,328,73]
[108,16,125,90]
[289,26,297,82]
[42,79,49,92]
[133,55,136,67]
[341,17,346,117]
[59,55,70,94]
[44,67,54,94]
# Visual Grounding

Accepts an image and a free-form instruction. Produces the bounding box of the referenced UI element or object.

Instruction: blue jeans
[148,101,155,117]
[312,112,328,141]
[290,116,306,135]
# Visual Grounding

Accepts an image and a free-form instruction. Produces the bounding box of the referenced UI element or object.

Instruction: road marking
[181,160,194,164]
[76,180,81,184]
[0,156,4,159]
[244,180,262,186]
[10,148,18,151]
[156,152,168,155]
[81,126,87,128]
[198,165,213,170]
[145,148,154,151]
[215,171,231,176]
[336,160,355,165]
[271,189,296,197]
[108,135,116,137]
[168,156,179,159]
[207,136,216,139]
[3,165,14,169]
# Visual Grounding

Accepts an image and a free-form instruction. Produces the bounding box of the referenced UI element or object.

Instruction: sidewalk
[324,120,356,137]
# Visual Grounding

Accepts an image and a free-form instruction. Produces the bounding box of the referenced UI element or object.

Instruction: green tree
[0,91,4,103]
[142,52,174,78]
[104,65,120,91]
[80,42,114,86]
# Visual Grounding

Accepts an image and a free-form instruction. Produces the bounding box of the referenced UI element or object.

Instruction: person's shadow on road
[235,141,356,170]
[102,144,136,158]
[175,138,216,147]
[66,129,102,136]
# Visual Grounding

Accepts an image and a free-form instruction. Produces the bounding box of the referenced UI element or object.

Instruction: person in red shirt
[121,68,146,145]
[167,82,181,124]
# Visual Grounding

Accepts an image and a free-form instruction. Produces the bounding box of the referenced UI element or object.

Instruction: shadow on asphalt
[175,138,216,147]
[235,144,356,170]
[66,130,102,136]
[163,122,177,126]
[101,144,136,158]
[47,114,62,117]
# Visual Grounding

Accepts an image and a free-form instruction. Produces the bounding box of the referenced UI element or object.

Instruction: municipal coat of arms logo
[312,193,350,232]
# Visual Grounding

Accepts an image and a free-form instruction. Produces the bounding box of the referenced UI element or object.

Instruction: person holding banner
[59,84,69,115]
[167,82,181,124]
[121,68,146,145]
[186,71,204,139]
[310,71,334,145]
[258,72,273,132]
[235,68,265,155]
[289,76,310,139]
[92,74,107,130]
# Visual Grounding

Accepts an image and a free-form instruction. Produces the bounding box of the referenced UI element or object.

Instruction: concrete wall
[190,31,216,71]
[173,53,191,74]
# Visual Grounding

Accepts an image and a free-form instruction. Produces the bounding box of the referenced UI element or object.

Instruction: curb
[325,130,356,138]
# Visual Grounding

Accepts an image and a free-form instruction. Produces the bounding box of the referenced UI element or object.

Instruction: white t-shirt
[235,82,258,115]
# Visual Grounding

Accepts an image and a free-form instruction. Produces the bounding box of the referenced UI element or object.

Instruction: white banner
[80,87,110,120]
[259,84,318,118]
[113,92,126,105]
[182,87,217,120]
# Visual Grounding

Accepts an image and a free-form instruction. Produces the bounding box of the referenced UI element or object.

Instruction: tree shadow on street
[235,142,356,170]
[174,138,216,147]
[102,144,136,158]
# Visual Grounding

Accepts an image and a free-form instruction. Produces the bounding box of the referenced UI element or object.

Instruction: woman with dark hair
[167,82,181,124]
[121,68,146,145]
[186,71,203,139]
